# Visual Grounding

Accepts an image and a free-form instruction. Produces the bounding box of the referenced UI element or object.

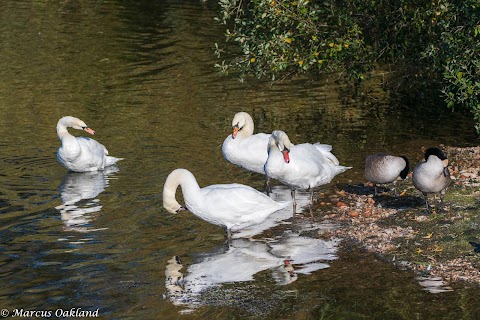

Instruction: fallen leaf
[423,233,433,239]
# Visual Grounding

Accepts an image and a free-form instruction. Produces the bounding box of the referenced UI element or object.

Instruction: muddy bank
[315,146,480,287]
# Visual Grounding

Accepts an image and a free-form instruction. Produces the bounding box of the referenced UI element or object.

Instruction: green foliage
[215,0,480,133]
[214,0,372,81]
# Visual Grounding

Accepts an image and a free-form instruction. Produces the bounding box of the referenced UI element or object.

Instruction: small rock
[337,201,347,208]
[415,215,429,222]
[349,211,359,217]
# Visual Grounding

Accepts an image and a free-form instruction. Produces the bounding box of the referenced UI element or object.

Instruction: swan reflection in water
[234,185,311,238]
[55,166,119,232]
[165,232,340,312]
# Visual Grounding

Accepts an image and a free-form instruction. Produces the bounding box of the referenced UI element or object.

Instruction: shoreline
[315,146,480,287]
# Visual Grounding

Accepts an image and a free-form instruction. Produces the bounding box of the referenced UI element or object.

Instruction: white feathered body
[56,116,122,172]
[57,136,119,172]
[265,142,350,190]
[222,133,270,174]
[163,169,290,231]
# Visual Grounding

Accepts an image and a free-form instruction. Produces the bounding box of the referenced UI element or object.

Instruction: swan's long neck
[163,169,201,213]
[239,117,254,137]
[267,136,278,155]
[56,119,73,141]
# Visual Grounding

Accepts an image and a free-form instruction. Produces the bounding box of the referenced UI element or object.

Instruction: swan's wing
[223,133,271,174]
[243,133,270,157]
[77,137,107,156]
[76,137,109,169]
[291,144,330,170]
[313,143,339,165]
[202,184,275,212]
[197,184,284,225]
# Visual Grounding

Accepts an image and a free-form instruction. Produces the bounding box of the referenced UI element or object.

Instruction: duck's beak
[232,126,239,139]
[282,149,290,163]
[84,127,95,135]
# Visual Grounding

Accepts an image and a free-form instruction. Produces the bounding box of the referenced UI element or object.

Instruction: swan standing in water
[162,168,290,240]
[222,112,272,191]
[264,130,351,213]
[56,116,122,172]
[412,147,451,213]
[364,153,409,196]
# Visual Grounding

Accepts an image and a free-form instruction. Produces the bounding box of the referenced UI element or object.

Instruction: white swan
[222,112,272,191]
[412,147,451,213]
[162,168,290,239]
[222,112,270,174]
[264,130,351,212]
[56,116,123,172]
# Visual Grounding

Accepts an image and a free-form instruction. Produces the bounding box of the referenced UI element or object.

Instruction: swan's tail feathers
[336,165,352,175]
[314,143,341,165]
[105,156,124,167]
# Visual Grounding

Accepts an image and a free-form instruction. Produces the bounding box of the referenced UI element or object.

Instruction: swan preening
[222,112,271,175]
[56,116,122,172]
[264,130,351,212]
[412,147,451,212]
[162,168,290,239]
[365,153,410,196]
[222,112,272,191]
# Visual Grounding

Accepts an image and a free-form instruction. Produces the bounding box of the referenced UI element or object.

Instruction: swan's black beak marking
[176,206,186,213]
[232,124,239,139]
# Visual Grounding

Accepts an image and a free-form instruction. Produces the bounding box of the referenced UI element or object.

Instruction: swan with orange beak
[56,116,122,172]
[265,130,351,213]
[222,112,272,191]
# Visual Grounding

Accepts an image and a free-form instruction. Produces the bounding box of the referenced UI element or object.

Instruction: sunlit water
[0,0,479,319]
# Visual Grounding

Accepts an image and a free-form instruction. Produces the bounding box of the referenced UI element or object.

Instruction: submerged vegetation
[214,0,480,133]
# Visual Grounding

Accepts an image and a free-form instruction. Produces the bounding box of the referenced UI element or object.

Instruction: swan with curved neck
[163,168,290,239]
[265,130,351,213]
[56,116,122,172]
[222,112,272,179]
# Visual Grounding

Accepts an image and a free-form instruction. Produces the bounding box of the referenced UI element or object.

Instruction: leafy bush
[215,0,373,81]
[215,0,480,133]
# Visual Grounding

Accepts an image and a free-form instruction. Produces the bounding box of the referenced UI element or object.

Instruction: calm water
[0,0,479,319]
